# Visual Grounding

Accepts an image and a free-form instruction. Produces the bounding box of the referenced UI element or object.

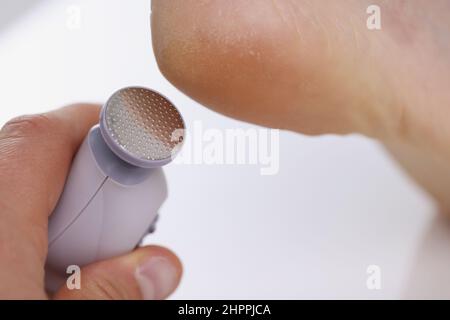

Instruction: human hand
[151,0,450,210]
[0,104,182,299]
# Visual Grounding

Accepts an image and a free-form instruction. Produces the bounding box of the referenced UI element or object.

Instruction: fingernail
[135,256,178,300]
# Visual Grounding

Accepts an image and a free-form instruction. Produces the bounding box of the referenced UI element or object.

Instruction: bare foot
[151,0,450,210]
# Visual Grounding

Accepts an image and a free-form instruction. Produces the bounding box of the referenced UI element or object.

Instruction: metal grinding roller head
[45,87,185,292]
[101,87,185,167]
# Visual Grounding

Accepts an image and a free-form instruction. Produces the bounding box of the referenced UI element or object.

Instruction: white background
[0,0,448,299]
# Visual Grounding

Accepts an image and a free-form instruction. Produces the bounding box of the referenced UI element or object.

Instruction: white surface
[0,0,446,299]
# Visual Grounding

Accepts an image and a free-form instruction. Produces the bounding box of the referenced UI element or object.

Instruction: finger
[0,104,100,298]
[53,246,182,300]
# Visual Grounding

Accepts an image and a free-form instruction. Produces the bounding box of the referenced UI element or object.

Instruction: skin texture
[0,105,182,299]
[151,0,450,211]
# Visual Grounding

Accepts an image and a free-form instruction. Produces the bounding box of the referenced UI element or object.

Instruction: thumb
[53,246,182,300]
